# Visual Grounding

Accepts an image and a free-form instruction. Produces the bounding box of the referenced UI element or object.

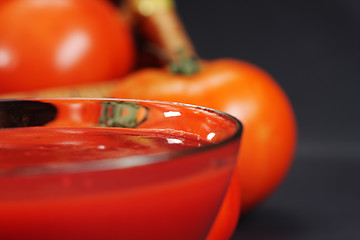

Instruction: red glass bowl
[0,98,242,240]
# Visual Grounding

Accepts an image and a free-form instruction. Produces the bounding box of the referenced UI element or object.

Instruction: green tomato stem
[124,0,200,75]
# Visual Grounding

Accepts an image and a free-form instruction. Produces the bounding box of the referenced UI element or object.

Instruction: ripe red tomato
[0,0,135,94]
[110,58,297,213]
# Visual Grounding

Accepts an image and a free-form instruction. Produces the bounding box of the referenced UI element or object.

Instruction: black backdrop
[114,0,360,239]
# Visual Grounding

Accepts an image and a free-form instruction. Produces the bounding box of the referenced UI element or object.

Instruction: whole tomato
[0,0,135,94]
[111,58,297,213]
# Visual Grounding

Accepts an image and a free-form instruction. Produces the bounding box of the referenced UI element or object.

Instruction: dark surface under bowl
[231,146,360,240]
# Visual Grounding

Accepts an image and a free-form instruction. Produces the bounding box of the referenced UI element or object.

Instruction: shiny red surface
[0,127,237,240]
[0,0,134,93]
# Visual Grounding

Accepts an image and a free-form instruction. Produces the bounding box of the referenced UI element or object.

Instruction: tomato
[110,59,297,213]
[0,0,135,94]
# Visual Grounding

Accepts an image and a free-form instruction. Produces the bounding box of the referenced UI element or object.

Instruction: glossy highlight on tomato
[0,0,135,94]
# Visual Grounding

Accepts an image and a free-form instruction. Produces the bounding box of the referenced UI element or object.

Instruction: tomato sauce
[0,127,234,240]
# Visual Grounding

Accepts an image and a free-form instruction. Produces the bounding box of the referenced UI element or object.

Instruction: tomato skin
[0,0,135,94]
[111,58,297,213]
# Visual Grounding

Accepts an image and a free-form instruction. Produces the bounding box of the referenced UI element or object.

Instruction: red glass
[0,98,242,240]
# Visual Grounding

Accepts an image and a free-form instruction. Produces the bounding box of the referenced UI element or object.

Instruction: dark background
[175,0,360,239]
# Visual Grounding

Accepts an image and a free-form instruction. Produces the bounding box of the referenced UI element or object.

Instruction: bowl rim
[0,98,243,177]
